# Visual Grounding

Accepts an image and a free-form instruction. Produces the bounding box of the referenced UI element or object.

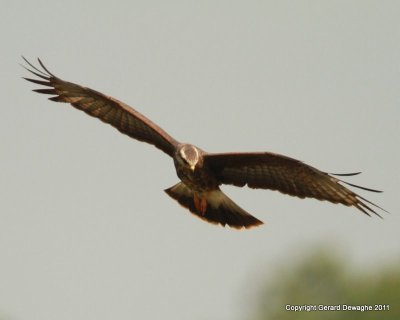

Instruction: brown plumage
[22,57,386,229]
[203,153,384,216]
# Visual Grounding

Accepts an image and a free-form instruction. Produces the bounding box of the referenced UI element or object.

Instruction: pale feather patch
[180,145,199,169]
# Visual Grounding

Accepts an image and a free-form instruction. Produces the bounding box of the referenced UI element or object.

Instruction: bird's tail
[164,182,263,229]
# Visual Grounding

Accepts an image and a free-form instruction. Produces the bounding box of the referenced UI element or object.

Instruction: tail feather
[164,182,263,229]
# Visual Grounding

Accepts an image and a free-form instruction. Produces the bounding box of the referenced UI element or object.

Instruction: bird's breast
[174,161,219,192]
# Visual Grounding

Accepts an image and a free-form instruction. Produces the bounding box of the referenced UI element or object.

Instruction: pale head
[178,144,200,171]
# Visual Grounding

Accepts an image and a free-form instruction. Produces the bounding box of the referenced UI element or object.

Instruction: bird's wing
[204,152,385,217]
[22,57,179,157]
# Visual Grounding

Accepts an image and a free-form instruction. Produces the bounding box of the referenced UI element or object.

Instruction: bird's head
[178,144,201,171]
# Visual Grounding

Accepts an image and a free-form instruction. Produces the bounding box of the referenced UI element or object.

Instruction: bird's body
[22,57,386,229]
[174,144,212,191]
[174,144,217,214]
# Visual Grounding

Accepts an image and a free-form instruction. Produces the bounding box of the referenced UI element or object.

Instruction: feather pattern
[204,152,385,217]
[22,57,386,228]
[22,57,179,157]
[165,182,263,229]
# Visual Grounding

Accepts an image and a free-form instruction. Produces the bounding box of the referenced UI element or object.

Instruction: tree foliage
[252,248,400,320]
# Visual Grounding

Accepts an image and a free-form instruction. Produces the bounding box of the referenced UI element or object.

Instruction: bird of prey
[22,57,386,229]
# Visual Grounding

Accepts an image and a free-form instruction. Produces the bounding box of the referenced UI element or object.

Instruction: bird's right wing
[22,57,179,157]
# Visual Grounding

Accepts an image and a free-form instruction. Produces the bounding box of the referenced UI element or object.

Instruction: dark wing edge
[21,57,179,157]
[204,152,387,218]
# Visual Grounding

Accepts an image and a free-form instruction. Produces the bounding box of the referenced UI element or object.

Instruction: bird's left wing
[22,57,179,157]
[204,152,385,217]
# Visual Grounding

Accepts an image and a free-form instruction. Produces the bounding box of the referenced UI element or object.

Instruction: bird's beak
[190,164,196,171]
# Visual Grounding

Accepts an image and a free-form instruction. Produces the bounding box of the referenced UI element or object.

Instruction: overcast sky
[1,1,399,319]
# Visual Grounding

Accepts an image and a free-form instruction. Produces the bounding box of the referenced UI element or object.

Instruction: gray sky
[1,1,399,319]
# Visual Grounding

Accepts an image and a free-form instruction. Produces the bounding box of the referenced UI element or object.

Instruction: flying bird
[22,57,386,229]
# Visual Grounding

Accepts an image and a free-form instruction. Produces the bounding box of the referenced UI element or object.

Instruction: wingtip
[330,172,362,177]
[21,55,29,64]
[355,194,388,219]
[37,57,54,76]
[21,56,53,78]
